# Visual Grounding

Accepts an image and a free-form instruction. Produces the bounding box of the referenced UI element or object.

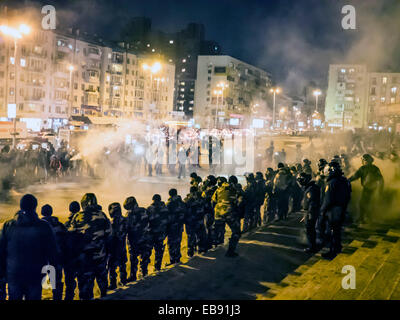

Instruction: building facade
[0,27,175,131]
[367,72,400,128]
[325,64,400,130]
[194,55,272,129]
[324,64,369,130]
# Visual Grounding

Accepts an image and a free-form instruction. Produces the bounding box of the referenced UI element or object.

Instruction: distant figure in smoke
[265,141,274,166]
[349,154,384,224]
[295,144,303,163]
[177,146,187,179]
[0,194,57,300]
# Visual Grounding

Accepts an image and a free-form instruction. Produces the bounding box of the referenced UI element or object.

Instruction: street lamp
[68,65,75,117]
[313,89,321,112]
[270,87,280,129]
[213,81,228,129]
[142,61,162,122]
[0,23,31,149]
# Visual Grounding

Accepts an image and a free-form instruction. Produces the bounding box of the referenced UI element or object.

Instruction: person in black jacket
[166,189,186,265]
[297,173,321,253]
[147,194,169,271]
[64,201,81,300]
[41,204,68,300]
[125,197,151,282]
[107,203,128,289]
[320,161,352,259]
[0,194,58,300]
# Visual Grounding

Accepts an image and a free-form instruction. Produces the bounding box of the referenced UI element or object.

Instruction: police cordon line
[0,153,384,300]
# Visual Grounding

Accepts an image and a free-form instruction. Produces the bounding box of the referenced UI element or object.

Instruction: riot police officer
[349,154,384,224]
[320,161,352,259]
[297,173,320,253]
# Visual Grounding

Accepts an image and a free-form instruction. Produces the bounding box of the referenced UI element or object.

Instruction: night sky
[6,0,400,95]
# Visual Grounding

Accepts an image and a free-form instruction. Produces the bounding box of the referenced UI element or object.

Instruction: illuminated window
[10,57,15,65]
[383,77,388,84]
[391,87,397,94]
[381,97,386,103]
[20,59,26,67]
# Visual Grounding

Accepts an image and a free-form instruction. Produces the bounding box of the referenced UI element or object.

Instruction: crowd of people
[0,148,386,300]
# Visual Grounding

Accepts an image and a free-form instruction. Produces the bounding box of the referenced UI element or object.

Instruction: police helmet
[297,172,311,186]
[362,153,374,164]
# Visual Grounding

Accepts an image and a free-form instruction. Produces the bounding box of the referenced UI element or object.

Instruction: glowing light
[19,24,31,35]
[151,62,162,73]
[68,65,75,72]
[313,89,322,97]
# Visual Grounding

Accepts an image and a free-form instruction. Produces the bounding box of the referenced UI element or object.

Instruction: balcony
[24,96,43,102]
[57,45,71,54]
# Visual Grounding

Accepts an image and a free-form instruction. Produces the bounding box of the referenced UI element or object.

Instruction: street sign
[7,104,16,118]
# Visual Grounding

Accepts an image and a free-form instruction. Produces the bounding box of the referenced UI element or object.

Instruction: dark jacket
[126,205,150,244]
[321,174,352,215]
[0,210,58,283]
[42,216,68,265]
[166,195,186,236]
[302,181,321,217]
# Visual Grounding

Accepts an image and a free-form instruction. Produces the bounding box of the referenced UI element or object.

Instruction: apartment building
[324,64,369,130]
[325,64,400,130]
[0,28,58,131]
[0,27,175,131]
[194,55,272,129]
[367,72,400,127]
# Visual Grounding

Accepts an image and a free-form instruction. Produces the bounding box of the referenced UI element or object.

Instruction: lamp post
[313,89,321,112]
[68,65,74,118]
[142,61,162,122]
[0,24,31,149]
[270,87,280,129]
[213,81,228,129]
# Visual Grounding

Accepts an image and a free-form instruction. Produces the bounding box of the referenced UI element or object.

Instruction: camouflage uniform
[201,183,217,250]
[184,190,208,256]
[166,195,186,264]
[68,193,112,300]
[242,178,256,232]
[64,210,81,300]
[125,198,152,281]
[211,182,241,255]
[108,203,128,288]
[147,200,169,271]
[263,176,276,223]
